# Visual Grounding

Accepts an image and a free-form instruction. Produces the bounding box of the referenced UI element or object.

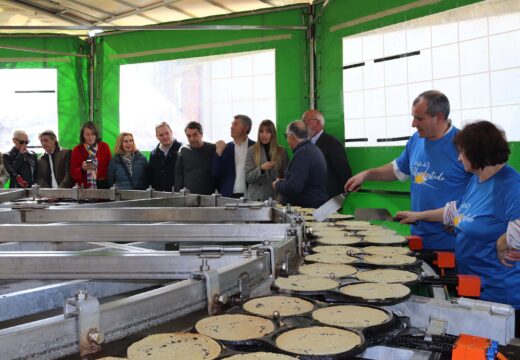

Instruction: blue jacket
[275,139,328,208]
[212,139,255,197]
[107,151,149,190]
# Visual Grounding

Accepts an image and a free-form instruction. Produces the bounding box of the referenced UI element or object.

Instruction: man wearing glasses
[302,109,352,198]
[2,130,38,188]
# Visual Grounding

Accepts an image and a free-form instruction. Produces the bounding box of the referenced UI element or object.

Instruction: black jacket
[3,147,38,188]
[315,131,352,197]
[148,141,182,191]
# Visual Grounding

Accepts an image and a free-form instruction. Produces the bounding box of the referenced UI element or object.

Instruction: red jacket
[70,142,112,188]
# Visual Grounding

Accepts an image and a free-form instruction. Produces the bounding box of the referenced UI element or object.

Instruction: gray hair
[286,121,308,140]
[13,130,27,139]
[234,114,252,134]
[155,122,172,131]
[413,90,450,120]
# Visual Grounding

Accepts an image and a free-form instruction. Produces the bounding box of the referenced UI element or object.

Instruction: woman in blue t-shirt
[396,121,520,335]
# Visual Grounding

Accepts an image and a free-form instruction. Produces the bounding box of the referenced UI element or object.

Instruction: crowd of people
[0,109,351,208]
[1,88,520,331]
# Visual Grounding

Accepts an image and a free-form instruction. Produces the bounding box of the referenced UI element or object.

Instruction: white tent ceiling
[0,0,311,35]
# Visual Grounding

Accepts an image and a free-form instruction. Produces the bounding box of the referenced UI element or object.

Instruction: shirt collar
[310,129,324,144]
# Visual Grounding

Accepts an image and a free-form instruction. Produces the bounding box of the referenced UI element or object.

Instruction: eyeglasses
[15,139,30,145]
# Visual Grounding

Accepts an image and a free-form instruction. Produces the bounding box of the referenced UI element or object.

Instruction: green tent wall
[1,0,519,218]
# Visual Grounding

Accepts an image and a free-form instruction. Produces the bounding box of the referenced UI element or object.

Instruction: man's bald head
[302,109,325,138]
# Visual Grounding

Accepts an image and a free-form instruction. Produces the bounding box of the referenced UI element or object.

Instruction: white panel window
[459,17,488,41]
[432,44,459,79]
[344,118,366,141]
[490,68,520,106]
[366,117,387,146]
[363,33,384,61]
[342,2,520,147]
[489,30,520,70]
[431,22,458,47]
[384,30,406,56]
[459,38,489,75]
[0,69,58,153]
[343,67,364,92]
[460,73,490,109]
[363,61,385,89]
[120,50,276,149]
[489,12,520,35]
[408,50,432,83]
[343,37,363,65]
[385,57,407,86]
[407,26,431,52]
[364,88,385,118]
[492,105,520,140]
[385,85,409,116]
[343,90,365,119]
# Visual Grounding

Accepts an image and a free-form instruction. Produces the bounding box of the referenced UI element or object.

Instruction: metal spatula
[354,208,395,221]
[313,192,349,222]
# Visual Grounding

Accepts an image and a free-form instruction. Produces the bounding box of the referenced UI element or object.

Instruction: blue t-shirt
[395,127,472,250]
[454,165,520,308]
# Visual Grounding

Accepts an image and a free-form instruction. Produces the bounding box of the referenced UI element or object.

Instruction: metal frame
[0,190,302,359]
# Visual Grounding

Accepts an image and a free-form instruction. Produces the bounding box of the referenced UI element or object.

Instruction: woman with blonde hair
[245,119,289,201]
[107,132,148,190]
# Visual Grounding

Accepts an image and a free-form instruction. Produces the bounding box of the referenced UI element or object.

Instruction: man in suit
[272,121,328,208]
[37,130,72,188]
[212,115,255,198]
[302,109,352,197]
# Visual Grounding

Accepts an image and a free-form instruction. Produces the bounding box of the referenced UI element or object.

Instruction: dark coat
[315,131,352,197]
[275,139,328,208]
[3,147,38,188]
[212,139,255,197]
[108,151,149,190]
[148,140,182,191]
[37,147,72,188]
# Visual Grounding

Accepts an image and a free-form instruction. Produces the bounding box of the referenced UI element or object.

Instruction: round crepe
[363,246,410,255]
[298,263,357,278]
[363,235,407,245]
[305,253,358,264]
[327,213,354,220]
[274,275,339,292]
[243,296,314,317]
[363,254,416,266]
[312,305,389,328]
[127,333,221,360]
[225,353,298,360]
[340,283,410,300]
[196,314,275,341]
[312,227,346,235]
[275,326,362,356]
[357,229,397,236]
[312,245,362,255]
[316,236,362,246]
[356,269,419,283]
[335,220,372,228]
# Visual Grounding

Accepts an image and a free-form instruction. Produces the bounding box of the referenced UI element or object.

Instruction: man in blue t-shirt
[345,90,472,250]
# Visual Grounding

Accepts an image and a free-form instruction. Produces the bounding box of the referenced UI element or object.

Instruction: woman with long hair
[70,121,112,189]
[107,132,148,190]
[244,119,289,201]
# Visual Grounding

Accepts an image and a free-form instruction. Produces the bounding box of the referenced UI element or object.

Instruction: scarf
[85,144,98,189]
[122,153,134,176]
